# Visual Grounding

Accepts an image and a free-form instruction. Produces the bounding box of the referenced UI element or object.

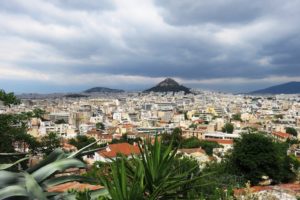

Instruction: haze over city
[0,0,300,93]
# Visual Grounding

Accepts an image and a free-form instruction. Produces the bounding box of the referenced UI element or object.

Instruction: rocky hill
[144,78,191,94]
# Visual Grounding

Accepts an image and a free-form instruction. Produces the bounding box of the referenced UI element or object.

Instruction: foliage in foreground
[99,137,217,199]
[0,141,109,200]
[0,89,60,163]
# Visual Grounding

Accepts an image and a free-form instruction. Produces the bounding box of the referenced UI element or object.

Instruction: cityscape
[1,1,300,200]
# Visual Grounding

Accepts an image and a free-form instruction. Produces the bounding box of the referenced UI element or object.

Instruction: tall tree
[286,127,298,137]
[0,90,39,163]
[229,133,298,184]
[69,135,96,150]
[96,122,105,130]
[181,137,221,155]
[161,127,183,147]
[0,89,20,106]
[222,123,234,133]
[232,113,242,121]
[40,132,61,155]
[33,108,46,119]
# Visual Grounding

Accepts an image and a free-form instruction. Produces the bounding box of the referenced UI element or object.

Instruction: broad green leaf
[0,157,29,170]
[79,146,107,157]
[0,152,27,156]
[27,148,66,173]
[90,188,110,199]
[51,188,110,200]
[68,139,101,158]
[32,158,85,183]
[0,171,20,188]
[0,185,28,199]
[24,172,47,200]
[42,175,95,188]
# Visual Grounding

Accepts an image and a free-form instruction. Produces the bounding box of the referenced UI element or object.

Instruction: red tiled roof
[62,143,77,151]
[279,183,300,191]
[272,132,291,139]
[234,183,300,196]
[205,138,234,145]
[99,134,113,139]
[121,124,134,128]
[193,119,204,123]
[98,143,140,158]
[234,186,272,196]
[198,127,207,130]
[47,182,103,193]
[87,129,102,135]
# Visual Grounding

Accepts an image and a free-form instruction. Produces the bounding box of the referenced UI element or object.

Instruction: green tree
[33,108,46,119]
[286,138,299,145]
[85,161,112,184]
[0,89,20,106]
[161,127,183,147]
[222,123,234,133]
[180,137,222,155]
[69,135,97,150]
[189,123,197,129]
[229,133,298,185]
[274,114,283,119]
[96,122,105,130]
[199,141,221,156]
[182,137,201,148]
[242,126,258,132]
[111,134,142,145]
[286,127,298,137]
[184,111,188,120]
[55,119,66,124]
[198,161,242,199]
[40,132,61,155]
[0,113,40,163]
[232,113,242,121]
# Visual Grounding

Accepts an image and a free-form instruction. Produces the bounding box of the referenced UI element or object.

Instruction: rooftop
[98,143,140,158]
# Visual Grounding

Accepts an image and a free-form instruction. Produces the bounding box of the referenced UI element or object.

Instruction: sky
[0,0,300,93]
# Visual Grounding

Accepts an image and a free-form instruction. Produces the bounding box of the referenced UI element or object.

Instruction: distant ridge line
[249,81,300,94]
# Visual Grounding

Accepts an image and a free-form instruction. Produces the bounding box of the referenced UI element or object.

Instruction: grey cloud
[0,0,300,92]
[154,0,281,25]
[50,0,115,11]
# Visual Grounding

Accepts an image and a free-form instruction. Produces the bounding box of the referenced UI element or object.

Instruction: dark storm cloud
[263,34,300,65]
[0,0,300,93]
[154,0,280,25]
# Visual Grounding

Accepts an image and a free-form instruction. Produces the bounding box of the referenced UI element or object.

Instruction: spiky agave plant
[100,136,207,200]
[0,141,109,200]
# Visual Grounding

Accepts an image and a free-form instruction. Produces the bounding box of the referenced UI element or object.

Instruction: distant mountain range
[18,80,300,99]
[83,87,124,93]
[17,87,124,99]
[250,82,300,94]
[144,78,191,94]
